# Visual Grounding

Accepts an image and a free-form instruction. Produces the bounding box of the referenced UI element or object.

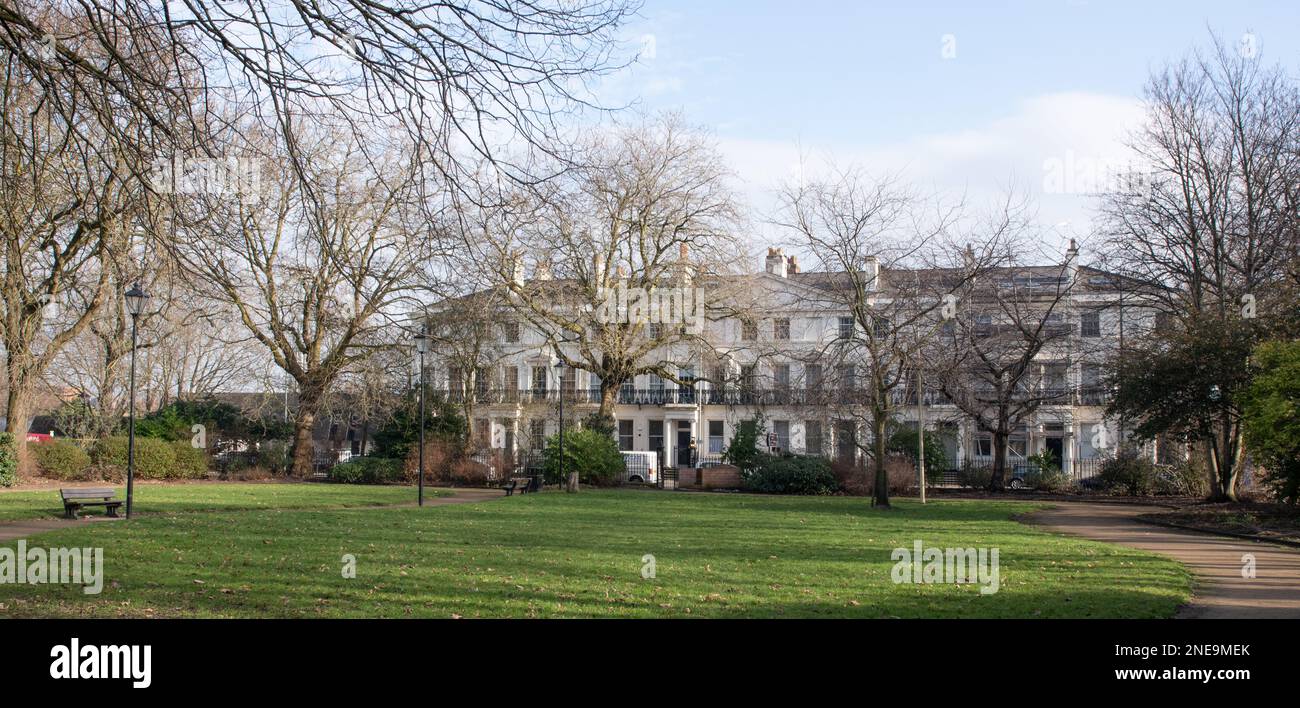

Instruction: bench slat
[61,489,118,499]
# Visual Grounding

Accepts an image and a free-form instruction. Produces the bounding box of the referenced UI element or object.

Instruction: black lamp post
[414,328,428,507]
[554,359,565,493]
[123,282,149,519]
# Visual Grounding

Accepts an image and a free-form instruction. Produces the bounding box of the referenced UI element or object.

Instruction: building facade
[427,242,1152,480]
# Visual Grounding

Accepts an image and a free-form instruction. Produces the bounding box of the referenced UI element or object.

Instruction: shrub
[1153,460,1210,497]
[886,427,950,476]
[742,454,837,495]
[31,439,93,480]
[1099,448,1157,495]
[0,432,16,487]
[959,461,993,489]
[831,460,871,496]
[543,428,623,487]
[327,457,404,484]
[722,417,766,471]
[92,436,178,480]
[1024,465,1071,493]
[170,441,210,479]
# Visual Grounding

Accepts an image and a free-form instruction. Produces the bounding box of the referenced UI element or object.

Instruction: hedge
[327,457,404,484]
[92,436,207,480]
[0,432,16,487]
[31,439,93,480]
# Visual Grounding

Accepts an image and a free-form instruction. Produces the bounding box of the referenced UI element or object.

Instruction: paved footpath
[0,487,507,544]
[1025,502,1300,618]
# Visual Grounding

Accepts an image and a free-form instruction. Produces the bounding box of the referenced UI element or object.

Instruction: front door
[1045,437,1064,468]
[677,425,693,466]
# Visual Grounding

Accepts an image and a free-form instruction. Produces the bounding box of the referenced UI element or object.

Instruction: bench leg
[105,505,119,518]
[64,504,79,520]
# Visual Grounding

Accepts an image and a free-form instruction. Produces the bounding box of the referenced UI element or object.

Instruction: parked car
[621,451,658,484]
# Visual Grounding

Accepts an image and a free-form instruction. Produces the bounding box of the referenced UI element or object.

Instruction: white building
[426,241,1154,482]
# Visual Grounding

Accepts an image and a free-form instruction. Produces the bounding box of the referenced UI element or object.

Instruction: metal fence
[938,457,1107,487]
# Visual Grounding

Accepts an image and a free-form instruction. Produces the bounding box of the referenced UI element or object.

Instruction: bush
[886,427,950,476]
[543,428,624,487]
[0,432,16,487]
[742,454,837,495]
[959,461,993,489]
[31,439,93,480]
[1099,448,1157,495]
[1153,460,1210,497]
[722,417,766,471]
[834,455,918,496]
[1024,465,1071,493]
[327,457,404,484]
[92,436,178,480]
[171,441,210,478]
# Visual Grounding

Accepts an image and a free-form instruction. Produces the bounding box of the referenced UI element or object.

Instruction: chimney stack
[765,247,787,277]
[787,255,799,274]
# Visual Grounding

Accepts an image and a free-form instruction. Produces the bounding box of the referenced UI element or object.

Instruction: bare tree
[1099,36,1300,499]
[464,113,744,493]
[773,167,972,507]
[927,233,1090,491]
[174,119,440,476]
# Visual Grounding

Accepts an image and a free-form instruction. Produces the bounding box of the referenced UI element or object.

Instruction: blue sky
[597,0,1300,260]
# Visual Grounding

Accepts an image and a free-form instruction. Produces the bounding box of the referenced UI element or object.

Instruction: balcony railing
[430,385,1111,407]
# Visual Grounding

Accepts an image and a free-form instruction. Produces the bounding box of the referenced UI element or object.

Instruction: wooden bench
[502,477,534,496]
[60,488,124,519]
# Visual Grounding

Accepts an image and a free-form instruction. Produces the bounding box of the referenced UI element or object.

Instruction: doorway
[676,422,693,466]
[1044,437,1064,467]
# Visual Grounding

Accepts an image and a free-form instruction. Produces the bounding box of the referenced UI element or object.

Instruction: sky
[595,0,1300,265]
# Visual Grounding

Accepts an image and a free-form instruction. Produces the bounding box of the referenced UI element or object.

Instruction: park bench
[502,477,533,496]
[60,488,124,519]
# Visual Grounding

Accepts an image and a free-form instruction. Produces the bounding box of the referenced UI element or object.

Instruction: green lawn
[0,482,441,521]
[0,487,1191,618]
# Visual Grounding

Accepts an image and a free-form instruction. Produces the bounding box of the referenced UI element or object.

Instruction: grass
[0,488,1191,618]
[0,482,443,521]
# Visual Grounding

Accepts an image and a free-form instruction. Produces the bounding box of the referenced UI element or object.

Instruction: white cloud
[718,91,1147,252]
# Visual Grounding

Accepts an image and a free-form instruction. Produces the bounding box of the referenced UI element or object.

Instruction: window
[805,420,823,456]
[708,420,724,454]
[618,420,634,451]
[475,418,490,446]
[449,367,464,397]
[974,435,992,457]
[649,420,664,453]
[774,318,790,340]
[531,366,547,395]
[740,364,756,390]
[503,366,518,402]
[530,419,546,450]
[474,367,491,401]
[773,420,790,451]
[502,322,520,343]
[805,364,823,391]
[872,316,890,339]
[1081,311,1101,337]
[838,364,856,389]
[838,316,854,340]
[741,319,758,341]
[648,322,665,340]
[774,363,791,389]
[835,420,856,462]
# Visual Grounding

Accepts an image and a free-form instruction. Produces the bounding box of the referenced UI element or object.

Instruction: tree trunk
[3,385,31,472]
[989,429,1008,491]
[871,411,890,508]
[567,468,579,494]
[289,385,321,478]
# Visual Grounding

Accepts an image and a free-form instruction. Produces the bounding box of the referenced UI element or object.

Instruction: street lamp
[413,328,429,507]
[123,282,149,519]
[553,359,565,493]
